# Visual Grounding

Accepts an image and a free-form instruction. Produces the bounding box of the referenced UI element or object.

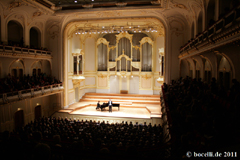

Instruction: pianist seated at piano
[96,100,120,111]
[96,101,101,110]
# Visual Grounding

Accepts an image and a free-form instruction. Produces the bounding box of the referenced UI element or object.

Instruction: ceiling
[38,0,161,10]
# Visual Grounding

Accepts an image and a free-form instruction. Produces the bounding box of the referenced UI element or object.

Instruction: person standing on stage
[108,99,112,113]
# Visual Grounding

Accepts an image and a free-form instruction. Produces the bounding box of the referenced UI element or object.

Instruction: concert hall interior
[0,0,240,159]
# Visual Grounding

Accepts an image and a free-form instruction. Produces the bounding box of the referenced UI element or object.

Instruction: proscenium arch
[63,17,166,107]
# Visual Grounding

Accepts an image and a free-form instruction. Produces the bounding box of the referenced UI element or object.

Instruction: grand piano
[97,102,120,111]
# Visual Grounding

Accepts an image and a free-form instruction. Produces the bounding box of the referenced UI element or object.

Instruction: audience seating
[162,76,240,158]
[0,117,165,159]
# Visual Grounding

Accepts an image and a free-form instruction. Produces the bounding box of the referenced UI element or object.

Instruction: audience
[0,73,61,94]
[162,76,240,158]
[0,117,164,159]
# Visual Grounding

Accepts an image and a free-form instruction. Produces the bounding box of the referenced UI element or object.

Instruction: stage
[54,93,162,125]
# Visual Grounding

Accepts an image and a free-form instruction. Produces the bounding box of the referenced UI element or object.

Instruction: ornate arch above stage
[63,18,166,106]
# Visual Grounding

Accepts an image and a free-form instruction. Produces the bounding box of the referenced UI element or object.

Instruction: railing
[0,45,52,56]
[180,4,240,54]
[0,83,63,104]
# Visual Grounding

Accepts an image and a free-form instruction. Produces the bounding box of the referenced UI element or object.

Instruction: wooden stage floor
[57,93,162,120]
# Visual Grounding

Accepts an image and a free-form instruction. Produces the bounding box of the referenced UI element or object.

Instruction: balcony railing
[0,45,52,56]
[180,5,240,54]
[0,83,63,105]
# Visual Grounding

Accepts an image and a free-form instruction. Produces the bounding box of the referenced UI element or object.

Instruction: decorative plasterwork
[132,45,140,51]
[72,78,85,88]
[22,0,54,14]
[9,1,22,10]
[140,37,154,46]
[47,21,61,39]
[96,38,109,46]
[108,46,116,52]
[157,76,164,83]
[32,11,42,18]
[98,73,107,78]
[96,11,122,18]
[173,3,189,11]
[72,49,84,56]
[115,51,132,61]
[142,74,152,79]
[116,32,133,44]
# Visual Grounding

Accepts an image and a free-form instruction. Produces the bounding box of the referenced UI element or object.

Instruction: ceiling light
[74,0,77,3]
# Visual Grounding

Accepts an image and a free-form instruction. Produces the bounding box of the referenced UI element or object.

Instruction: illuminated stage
[54,93,162,125]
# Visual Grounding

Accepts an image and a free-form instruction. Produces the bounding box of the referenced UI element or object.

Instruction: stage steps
[80,93,160,105]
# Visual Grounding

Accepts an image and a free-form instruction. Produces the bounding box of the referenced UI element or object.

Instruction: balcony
[0,45,52,59]
[0,83,63,105]
[179,5,240,59]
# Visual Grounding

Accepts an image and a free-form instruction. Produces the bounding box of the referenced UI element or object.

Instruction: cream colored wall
[0,93,62,132]
[85,77,96,86]
[85,38,96,72]
[109,75,119,93]
[129,76,139,94]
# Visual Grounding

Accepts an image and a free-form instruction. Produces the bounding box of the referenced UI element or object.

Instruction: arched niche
[218,56,232,89]
[195,60,201,79]
[140,37,153,72]
[35,105,41,121]
[10,59,24,77]
[44,60,51,76]
[204,59,212,83]
[31,61,42,76]
[7,20,23,46]
[97,38,108,71]
[30,27,41,49]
